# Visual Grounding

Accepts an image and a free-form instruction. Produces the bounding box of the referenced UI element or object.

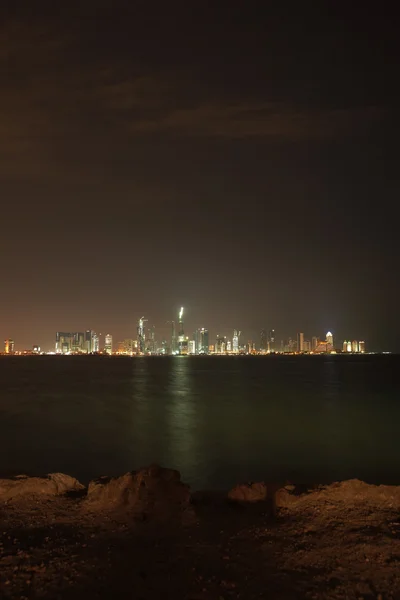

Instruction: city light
[1,317,375,356]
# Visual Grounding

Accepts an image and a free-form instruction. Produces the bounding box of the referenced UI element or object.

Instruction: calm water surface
[0,355,399,488]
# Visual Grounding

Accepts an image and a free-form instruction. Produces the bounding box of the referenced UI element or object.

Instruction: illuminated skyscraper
[104,333,113,355]
[4,339,14,354]
[268,329,276,352]
[92,332,100,353]
[260,329,267,352]
[312,336,319,351]
[347,341,352,352]
[297,332,304,352]
[137,317,146,354]
[359,341,365,353]
[122,338,135,355]
[196,328,209,354]
[188,340,196,354]
[56,332,72,354]
[177,307,188,355]
[303,340,311,352]
[326,331,334,349]
[226,340,232,352]
[232,330,240,353]
[343,340,348,352]
[351,340,359,353]
[171,321,176,354]
[146,325,156,353]
[85,330,93,353]
[72,332,84,352]
[215,335,226,354]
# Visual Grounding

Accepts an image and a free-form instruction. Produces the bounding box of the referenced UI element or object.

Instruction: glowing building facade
[104,333,113,355]
[326,331,334,350]
[137,317,146,354]
[268,329,276,352]
[232,330,240,353]
[4,339,14,354]
[177,307,188,355]
[196,328,209,354]
[297,332,304,352]
[260,329,267,352]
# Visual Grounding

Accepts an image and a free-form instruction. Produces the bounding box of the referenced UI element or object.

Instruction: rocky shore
[1,466,400,599]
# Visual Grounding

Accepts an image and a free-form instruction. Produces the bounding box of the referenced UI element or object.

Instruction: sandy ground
[1,481,400,599]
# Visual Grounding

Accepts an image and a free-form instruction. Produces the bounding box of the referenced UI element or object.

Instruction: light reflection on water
[0,355,399,489]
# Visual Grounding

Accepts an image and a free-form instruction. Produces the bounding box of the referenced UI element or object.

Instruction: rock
[0,473,84,501]
[228,482,269,503]
[308,480,400,508]
[275,487,299,508]
[228,482,286,515]
[84,464,193,522]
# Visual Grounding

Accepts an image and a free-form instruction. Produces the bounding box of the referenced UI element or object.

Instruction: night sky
[1,2,398,351]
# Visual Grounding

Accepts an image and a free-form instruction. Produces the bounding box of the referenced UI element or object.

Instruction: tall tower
[268,329,276,352]
[4,339,14,354]
[105,333,113,355]
[326,331,334,351]
[196,328,209,354]
[232,330,240,353]
[137,317,146,354]
[297,332,304,352]
[260,329,267,352]
[91,332,100,353]
[168,321,176,354]
[177,307,188,355]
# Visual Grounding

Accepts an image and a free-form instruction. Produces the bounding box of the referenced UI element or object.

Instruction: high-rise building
[297,332,304,352]
[326,331,334,350]
[343,340,348,352]
[121,338,135,355]
[312,336,319,351]
[33,345,40,354]
[303,340,311,352]
[215,335,226,354]
[359,341,365,353]
[347,341,352,352]
[84,330,92,353]
[104,333,113,355]
[56,332,72,353]
[260,329,267,352]
[92,332,100,353]
[177,307,188,355]
[268,329,276,352]
[314,341,328,353]
[188,340,196,354]
[168,321,176,354]
[4,339,14,354]
[72,332,84,353]
[351,340,359,353]
[232,330,240,353]
[137,317,146,354]
[196,328,209,354]
[226,340,232,352]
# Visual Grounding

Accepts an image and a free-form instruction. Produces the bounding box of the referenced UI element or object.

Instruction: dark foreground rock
[84,464,193,523]
[1,472,400,599]
[0,473,84,501]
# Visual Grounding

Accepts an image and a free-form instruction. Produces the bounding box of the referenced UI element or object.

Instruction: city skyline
[2,309,369,354]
